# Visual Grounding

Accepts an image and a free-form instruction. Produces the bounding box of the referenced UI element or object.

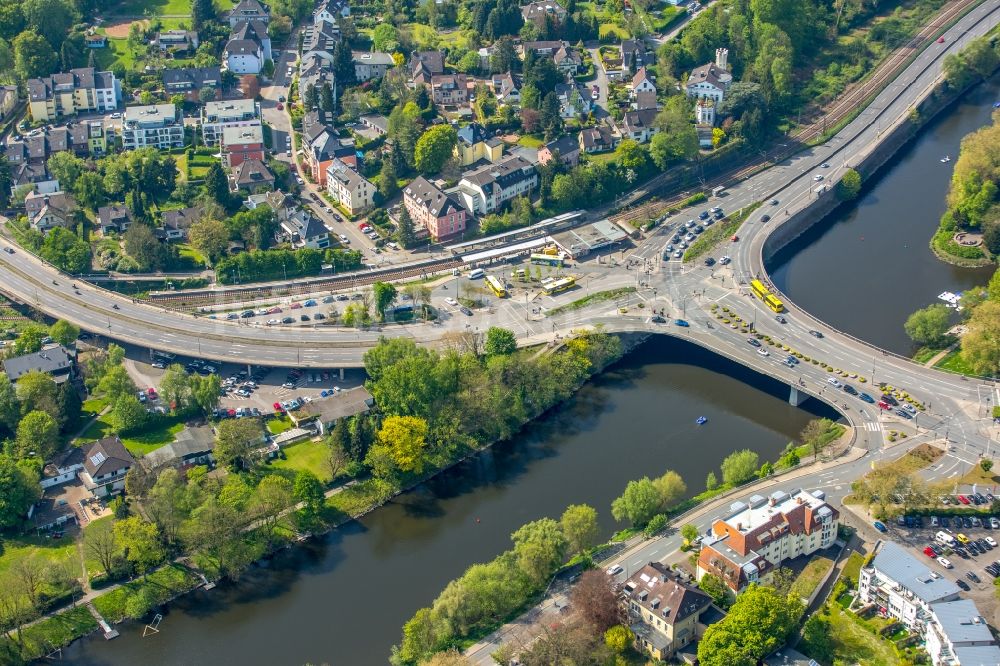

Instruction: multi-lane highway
[0,2,997,441]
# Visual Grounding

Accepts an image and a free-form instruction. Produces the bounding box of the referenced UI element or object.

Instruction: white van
[935,531,955,546]
[469,268,485,279]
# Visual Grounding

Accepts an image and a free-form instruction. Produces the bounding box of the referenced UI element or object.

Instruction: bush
[644,513,668,537]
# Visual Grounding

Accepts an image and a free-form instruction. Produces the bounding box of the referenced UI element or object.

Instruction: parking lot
[879,506,1000,625]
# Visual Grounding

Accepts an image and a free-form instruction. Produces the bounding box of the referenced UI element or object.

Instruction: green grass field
[0,606,98,661]
[935,348,980,377]
[790,553,836,601]
[75,413,186,456]
[270,441,332,483]
[107,0,194,16]
[0,536,79,608]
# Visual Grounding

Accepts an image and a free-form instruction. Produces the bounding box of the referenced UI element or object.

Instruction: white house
[925,599,1000,666]
[685,49,732,103]
[352,52,394,81]
[121,104,184,150]
[79,436,135,497]
[40,448,85,489]
[454,155,538,216]
[326,159,375,215]
[315,0,350,23]
[201,99,261,146]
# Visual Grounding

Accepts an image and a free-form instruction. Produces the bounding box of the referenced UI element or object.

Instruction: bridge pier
[789,386,806,407]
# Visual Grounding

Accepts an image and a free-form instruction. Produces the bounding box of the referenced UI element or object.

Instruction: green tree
[611,477,661,527]
[706,471,718,490]
[801,614,834,664]
[698,584,802,666]
[653,469,686,510]
[837,168,862,200]
[109,395,147,433]
[158,364,192,411]
[97,365,137,403]
[698,572,729,607]
[188,218,230,264]
[293,470,325,529]
[720,449,760,486]
[332,41,355,86]
[47,152,85,192]
[124,223,168,272]
[604,624,631,653]
[13,29,57,79]
[15,370,59,420]
[681,523,700,545]
[379,156,399,199]
[982,459,994,473]
[252,475,294,541]
[560,504,599,555]
[511,517,567,586]
[484,326,517,357]
[14,410,59,460]
[12,324,48,356]
[83,516,119,577]
[395,204,416,248]
[0,374,19,434]
[114,517,165,579]
[372,281,398,319]
[204,162,232,208]
[414,124,458,175]
[48,319,79,347]
[366,415,429,477]
[215,418,264,471]
[189,373,221,415]
[904,303,952,347]
[0,454,41,529]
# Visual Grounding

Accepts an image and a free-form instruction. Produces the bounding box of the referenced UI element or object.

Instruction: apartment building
[454,155,538,216]
[221,124,265,168]
[697,488,839,595]
[27,68,120,121]
[229,0,270,27]
[326,159,375,214]
[623,562,713,661]
[858,541,961,630]
[925,599,1000,666]
[121,104,184,150]
[430,73,468,106]
[201,99,261,146]
[403,176,467,242]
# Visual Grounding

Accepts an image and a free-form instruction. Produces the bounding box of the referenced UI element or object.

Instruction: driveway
[587,47,611,118]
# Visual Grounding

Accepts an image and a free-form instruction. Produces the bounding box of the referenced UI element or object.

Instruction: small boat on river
[940,156,951,163]
[695,416,708,425]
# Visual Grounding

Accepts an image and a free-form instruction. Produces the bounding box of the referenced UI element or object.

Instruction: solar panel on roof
[89,452,106,467]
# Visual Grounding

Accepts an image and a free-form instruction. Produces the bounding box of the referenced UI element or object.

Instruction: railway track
[609,0,980,228]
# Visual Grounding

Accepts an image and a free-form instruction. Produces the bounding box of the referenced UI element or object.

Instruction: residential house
[24,191,77,232]
[158,206,199,241]
[40,447,84,489]
[491,72,521,106]
[154,30,199,55]
[79,435,135,497]
[162,67,222,100]
[303,20,341,64]
[30,498,77,532]
[2,344,77,383]
[230,158,275,192]
[623,562,714,661]
[67,119,107,155]
[685,49,732,103]
[326,159,375,214]
[553,45,582,76]
[430,74,468,106]
[221,124,265,168]
[924,599,1000,666]
[305,129,355,186]
[0,85,17,120]
[201,99,261,146]
[353,52,394,81]
[455,123,504,166]
[302,109,334,145]
[618,108,659,143]
[142,425,217,470]
[9,162,57,196]
[404,176,468,242]
[229,0,270,27]
[621,39,654,74]
[454,155,538,216]
[555,82,591,118]
[27,68,121,121]
[287,387,374,435]
[224,36,265,75]
[579,125,619,153]
[121,104,184,150]
[631,67,657,111]
[410,50,445,87]
[96,204,134,235]
[521,40,564,56]
[279,209,330,249]
[538,134,580,167]
[314,0,350,23]
[298,62,336,113]
[84,32,107,49]
[697,488,839,595]
[231,19,272,62]
[521,1,566,28]
[858,541,961,631]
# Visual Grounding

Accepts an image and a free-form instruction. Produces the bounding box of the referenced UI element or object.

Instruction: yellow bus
[750,279,784,313]
[530,253,563,267]
[542,276,576,296]
[485,275,508,298]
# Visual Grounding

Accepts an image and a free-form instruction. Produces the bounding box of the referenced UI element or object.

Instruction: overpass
[0,2,998,456]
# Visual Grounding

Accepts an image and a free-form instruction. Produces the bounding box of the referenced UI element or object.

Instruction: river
[61,336,830,666]
[768,73,1000,355]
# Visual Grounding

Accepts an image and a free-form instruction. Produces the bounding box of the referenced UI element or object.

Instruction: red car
[958,495,971,505]
[227,409,237,418]
[276,102,284,110]
[146,387,158,399]
[268,306,282,314]
[290,302,303,309]
[938,36,945,43]
[877,400,890,410]
[923,546,936,557]
[273,402,284,412]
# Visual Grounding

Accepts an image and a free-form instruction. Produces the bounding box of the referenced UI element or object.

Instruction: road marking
[864,422,883,432]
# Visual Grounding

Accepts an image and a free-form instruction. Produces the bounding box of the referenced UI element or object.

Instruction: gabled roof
[456,123,489,147]
[142,425,216,469]
[160,206,200,231]
[96,204,133,229]
[405,176,464,218]
[620,108,659,132]
[231,19,269,47]
[687,62,732,90]
[231,158,274,187]
[632,66,654,89]
[623,562,712,627]
[225,39,262,57]
[162,66,221,88]
[230,0,269,18]
[543,134,579,157]
[83,436,135,477]
[460,155,537,194]
[410,51,445,76]
[3,345,75,381]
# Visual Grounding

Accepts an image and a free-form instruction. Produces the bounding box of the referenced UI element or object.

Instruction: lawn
[107,0,194,16]
[82,516,115,577]
[270,440,332,483]
[935,348,980,377]
[0,536,79,608]
[0,606,98,661]
[840,552,865,586]
[890,443,944,474]
[546,287,636,317]
[517,135,544,149]
[74,412,186,456]
[790,553,836,601]
[958,464,1000,488]
[808,604,902,666]
[266,415,293,435]
[92,563,199,623]
[683,203,761,262]
[81,397,109,419]
[176,244,207,268]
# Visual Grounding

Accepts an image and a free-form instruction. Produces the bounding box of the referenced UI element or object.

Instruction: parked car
[607,565,623,576]
[937,557,953,569]
[873,520,888,532]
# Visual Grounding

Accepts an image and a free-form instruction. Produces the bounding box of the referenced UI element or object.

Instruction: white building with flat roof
[121,104,183,150]
[925,599,1000,666]
[858,541,961,630]
[201,99,260,146]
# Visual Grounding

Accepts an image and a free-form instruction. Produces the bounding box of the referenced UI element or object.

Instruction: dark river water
[768,73,1000,355]
[62,336,830,666]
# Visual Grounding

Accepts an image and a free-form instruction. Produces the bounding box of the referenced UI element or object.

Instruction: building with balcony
[305,129,355,187]
[685,49,733,103]
[121,104,184,150]
[925,599,1000,666]
[431,73,468,106]
[229,0,270,27]
[697,488,839,595]
[623,562,713,661]
[24,191,77,232]
[454,123,503,167]
[162,67,221,100]
[326,159,375,214]
[27,68,120,122]
[79,436,135,497]
[858,541,961,631]
[221,124,265,168]
[201,99,261,146]
[352,51,394,81]
[454,155,538,216]
[403,176,467,242]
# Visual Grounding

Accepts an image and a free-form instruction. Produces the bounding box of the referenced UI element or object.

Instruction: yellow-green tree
[368,415,429,477]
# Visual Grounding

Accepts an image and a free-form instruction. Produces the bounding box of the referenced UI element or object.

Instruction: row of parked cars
[664,210,725,260]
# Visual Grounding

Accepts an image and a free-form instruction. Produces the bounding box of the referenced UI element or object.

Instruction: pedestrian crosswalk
[863,421,883,432]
